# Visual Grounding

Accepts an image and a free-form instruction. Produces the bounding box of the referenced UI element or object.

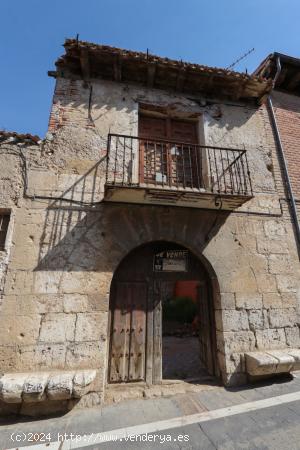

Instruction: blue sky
[1,0,299,137]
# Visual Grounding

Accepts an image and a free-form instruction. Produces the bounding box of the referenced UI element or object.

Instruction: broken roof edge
[49,38,273,103]
[0,130,41,145]
[61,38,268,83]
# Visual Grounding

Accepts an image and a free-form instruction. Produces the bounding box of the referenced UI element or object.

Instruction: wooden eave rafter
[113,54,122,82]
[175,66,186,91]
[52,39,272,102]
[146,62,156,88]
[286,72,300,91]
[80,49,90,80]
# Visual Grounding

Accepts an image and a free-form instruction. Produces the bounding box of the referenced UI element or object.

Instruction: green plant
[163,296,197,323]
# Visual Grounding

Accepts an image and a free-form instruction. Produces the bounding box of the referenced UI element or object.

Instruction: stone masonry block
[34,272,61,294]
[0,315,41,345]
[236,293,262,310]
[214,293,235,310]
[215,310,249,332]
[276,275,298,293]
[217,331,256,353]
[248,310,266,331]
[63,295,89,313]
[268,254,292,274]
[263,293,282,309]
[285,327,300,347]
[66,342,104,369]
[256,237,289,255]
[16,344,67,371]
[269,308,297,328]
[75,312,108,342]
[39,313,76,343]
[256,328,286,350]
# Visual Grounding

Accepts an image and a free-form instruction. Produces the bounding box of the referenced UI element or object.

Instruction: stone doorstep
[245,348,300,377]
[104,378,220,405]
[0,369,97,404]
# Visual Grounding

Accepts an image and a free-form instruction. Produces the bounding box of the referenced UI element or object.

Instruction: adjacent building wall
[1,76,300,413]
[272,90,300,221]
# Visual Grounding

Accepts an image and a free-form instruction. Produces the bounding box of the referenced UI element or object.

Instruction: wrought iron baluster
[122,137,126,185]
[106,134,111,184]
[175,145,179,189]
[220,149,227,194]
[225,149,234,194]
[240,152,247,195]
[208,148,213,192]
[188,145,193,188]
[245,152,253,195]
[213,148,221,193]
[236,154,243,194]
[114,136,118,185]
[182,144,186,188]
[130,137,133,185]
[195,145,201,189]
[232,150,239,194]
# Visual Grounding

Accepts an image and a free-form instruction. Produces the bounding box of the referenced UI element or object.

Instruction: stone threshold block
[0,369,97,403]
[245,349,300,377]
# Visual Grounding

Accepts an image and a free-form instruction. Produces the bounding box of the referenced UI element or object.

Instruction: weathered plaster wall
[1,77,300,413]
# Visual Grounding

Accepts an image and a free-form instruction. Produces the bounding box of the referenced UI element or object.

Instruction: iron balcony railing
[105,134,253,197]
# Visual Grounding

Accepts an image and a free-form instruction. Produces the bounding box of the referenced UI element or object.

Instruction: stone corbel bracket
[0,370,97,404]
[245,349,300,377]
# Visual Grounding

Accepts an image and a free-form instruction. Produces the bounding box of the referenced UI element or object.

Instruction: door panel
[128,295,147,381]
[139,116,168,184]
[197,283,214,375]
[109,282,147,383]
[170,120,201,188]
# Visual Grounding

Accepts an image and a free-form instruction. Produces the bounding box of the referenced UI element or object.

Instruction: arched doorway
[108,241,217,384]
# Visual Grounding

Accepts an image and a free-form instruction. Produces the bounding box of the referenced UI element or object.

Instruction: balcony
[104,134,253,210]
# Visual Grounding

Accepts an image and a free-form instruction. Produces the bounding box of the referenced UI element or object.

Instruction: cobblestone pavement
[2,375,300,449]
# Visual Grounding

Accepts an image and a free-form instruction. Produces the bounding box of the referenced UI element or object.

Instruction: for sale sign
[153,250,188,272]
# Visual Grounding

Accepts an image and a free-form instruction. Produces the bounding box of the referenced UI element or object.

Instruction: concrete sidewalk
[2,374,300,449]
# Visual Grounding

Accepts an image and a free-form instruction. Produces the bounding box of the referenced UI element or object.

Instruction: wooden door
[138,116,168,184]
[170,120,201,188]
[109,282,147,383]
[197,283,214,374]
[138,115,201,188]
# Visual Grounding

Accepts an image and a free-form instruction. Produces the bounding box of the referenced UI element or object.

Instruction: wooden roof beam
[147,63,156,88]
[113,55,122,82]
[175,67,186,91]
[286,72,300,90]
[80,49,90,80]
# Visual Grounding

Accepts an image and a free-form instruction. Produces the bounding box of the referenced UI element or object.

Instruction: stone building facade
[0,40,300,415]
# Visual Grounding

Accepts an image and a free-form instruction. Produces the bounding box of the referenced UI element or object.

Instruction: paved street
[2,375,300,449]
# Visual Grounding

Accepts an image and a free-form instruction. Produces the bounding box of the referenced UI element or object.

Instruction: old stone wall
[0,77,300,413]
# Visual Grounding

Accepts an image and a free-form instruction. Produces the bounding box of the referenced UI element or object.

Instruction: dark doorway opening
[108,241,217,385]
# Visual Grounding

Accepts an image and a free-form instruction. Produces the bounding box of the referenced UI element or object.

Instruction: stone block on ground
[245,352,278,376]
[46,372,75,400]
[22,372,49,403]
[73,370,97,398]
[0,373,28,403]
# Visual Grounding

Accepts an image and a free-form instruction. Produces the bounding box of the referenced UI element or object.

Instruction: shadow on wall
[34,165,231,274]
